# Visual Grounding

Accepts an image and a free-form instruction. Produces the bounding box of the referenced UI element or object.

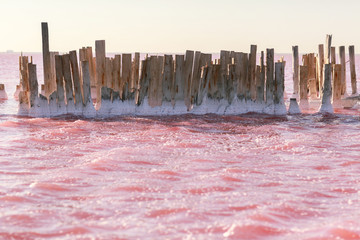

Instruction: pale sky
[1,0,360,54]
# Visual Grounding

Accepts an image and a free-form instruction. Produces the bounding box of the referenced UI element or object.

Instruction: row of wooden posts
[16,23,358,115]
[17,22,287,113]
[292,34,358,106]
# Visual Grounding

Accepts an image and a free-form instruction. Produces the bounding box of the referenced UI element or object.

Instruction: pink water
[1,53,360,239]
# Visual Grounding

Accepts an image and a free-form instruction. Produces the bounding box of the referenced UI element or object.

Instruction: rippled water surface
[1,53,360,239]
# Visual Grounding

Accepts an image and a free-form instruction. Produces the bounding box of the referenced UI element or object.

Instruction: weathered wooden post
[121,54,132,100]
[303,54,317,99]
[28,63,38,107]
[256,51,265,103]
[299,65,309,109]
[197,64,212,106]
[331,47,336,65]
[332,64,342,107]
[191,51,202,104]
[184,50,194,109]
[339,46,346,95]
[138,58,150,106]
[95,40,106,105]
[236,53,248,101]
[132,52,140,101]
[41,22,52,97]
[69,50,83,106]
[162,54,173,103]
[317,44,324,95]
[292,46,299,98]
[62,54,75,107]
[319,64,333,113]
[349,45,357,95]
[248,45,257,100]
[220,50,230,101]
[81,61,92,107]
[55,55,65,109]
[274,62,286,114]
[325,34,332,64]
[265,48,274,104]
[172,55,185,104]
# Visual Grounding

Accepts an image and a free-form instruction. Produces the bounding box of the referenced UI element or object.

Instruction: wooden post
[349,45,357,95]
[184,50,194,108]
[325,34,332,64]
[220,50,230,101]
[121,54,132,100]
[95,40,106,104]
[162,54,173,102]
[299,65,308,108]
[148,56,163,107]
[62,54,74,106]
[132,52,140,101]
[19,56,29,91]
[248,45,257,100]
[28,63,38,107]
[197,64,212,105]
[81,61,92,106]
[274,62,285,105]
[55,55,65,107]
[331,47,336,65]
[303,54,317,99]
[319,64,333,113]
[332,64,342,106]
[292,46,299,98]
[69,50,83,106]
[138,58,150,106]
[339,46,346,95]
[191,51,202,104]
[235,53,248,101]
[41,22,52,97]
[172,55,185,104]
[317,44,324,95]
[265,48,274,104]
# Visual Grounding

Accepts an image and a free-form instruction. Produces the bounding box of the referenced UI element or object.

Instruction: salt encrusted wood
[162,54,173,102]
[62,54,74,106]
[121,54,132,100]
[349,45,357,95]
[184,50,194,109]
[299,66,308,101]
[332,64,342,104]
[256,51,265,104]
[69,51,83,106]
[248,45,257,100]
[49,52,58,95]
[28,63,38,107]
[101,57,112,100]
[95,40,106,104]
[339,46,346,95]
[227,63,236,103]
[266,48,274,104]
[41,22,52,97]
[173,55,185,104]
[292,46,299,97]
[55,55,65,106]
